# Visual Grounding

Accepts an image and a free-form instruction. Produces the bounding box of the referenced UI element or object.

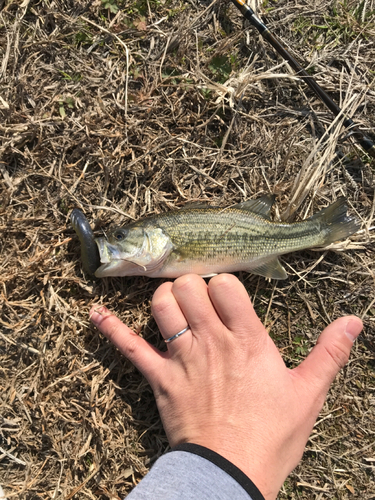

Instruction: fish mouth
[95,237,124,264]
[95,261,141,278]
[94,237,141,278]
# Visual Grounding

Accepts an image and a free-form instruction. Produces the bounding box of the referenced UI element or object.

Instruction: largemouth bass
[73,196,359,280]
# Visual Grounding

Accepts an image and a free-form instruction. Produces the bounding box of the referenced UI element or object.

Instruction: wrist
[171,443,267,500]
[174,436,282,500]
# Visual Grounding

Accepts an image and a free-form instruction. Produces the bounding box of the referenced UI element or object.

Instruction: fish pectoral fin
[124,256,148,271]
[126,251,169,272]
[126,237,174,272]
[199,273,218,278]
[233,195,275,219]
[248,258,288,280]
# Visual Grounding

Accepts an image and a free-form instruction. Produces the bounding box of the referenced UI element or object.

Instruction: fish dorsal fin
[247,257,288,280]
[233,195,275,219]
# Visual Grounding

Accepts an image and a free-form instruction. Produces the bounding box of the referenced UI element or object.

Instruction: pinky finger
[90,305,166,384]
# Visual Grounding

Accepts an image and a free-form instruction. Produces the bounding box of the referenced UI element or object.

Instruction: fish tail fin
[310,197,360,245]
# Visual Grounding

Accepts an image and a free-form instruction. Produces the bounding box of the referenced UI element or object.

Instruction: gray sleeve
[126,443,265,500]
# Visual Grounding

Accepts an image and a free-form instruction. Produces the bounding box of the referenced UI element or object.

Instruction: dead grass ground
[0,0,374,498]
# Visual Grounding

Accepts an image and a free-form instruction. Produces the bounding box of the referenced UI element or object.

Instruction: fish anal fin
[234,195,275,219]
[248,258,288,280]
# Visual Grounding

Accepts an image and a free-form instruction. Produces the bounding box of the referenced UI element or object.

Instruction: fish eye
[113,229,127,241]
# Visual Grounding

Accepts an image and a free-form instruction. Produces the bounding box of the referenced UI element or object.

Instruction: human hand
[90,274,362,500]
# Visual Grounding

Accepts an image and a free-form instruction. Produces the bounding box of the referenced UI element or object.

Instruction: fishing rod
[230,0,375,158]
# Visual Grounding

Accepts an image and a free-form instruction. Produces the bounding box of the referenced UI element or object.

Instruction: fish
[86,196,359,280]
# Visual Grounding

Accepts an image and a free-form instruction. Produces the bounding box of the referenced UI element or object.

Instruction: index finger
[90,305,166,383]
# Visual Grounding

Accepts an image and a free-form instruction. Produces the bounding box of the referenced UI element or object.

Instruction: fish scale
[152,209,324,261]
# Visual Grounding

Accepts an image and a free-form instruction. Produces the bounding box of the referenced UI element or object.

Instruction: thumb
[294,315,363,395]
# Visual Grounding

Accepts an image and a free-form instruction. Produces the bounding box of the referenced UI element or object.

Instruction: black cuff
[170,443,265,500]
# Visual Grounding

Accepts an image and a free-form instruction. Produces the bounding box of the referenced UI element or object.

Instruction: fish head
[94,225,173,277]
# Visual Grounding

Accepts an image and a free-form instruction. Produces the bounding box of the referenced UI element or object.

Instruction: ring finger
[151,281,193,352]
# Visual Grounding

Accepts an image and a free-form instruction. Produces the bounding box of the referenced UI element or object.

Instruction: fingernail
[90,306,110,326]
[345,318,362,343]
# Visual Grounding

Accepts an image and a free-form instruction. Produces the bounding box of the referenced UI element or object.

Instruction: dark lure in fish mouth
[71,209,101,275]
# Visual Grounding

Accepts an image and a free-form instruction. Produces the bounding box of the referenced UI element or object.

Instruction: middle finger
[171,274,224,335]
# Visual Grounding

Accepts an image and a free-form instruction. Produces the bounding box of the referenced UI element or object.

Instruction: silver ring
[164,325,190,344]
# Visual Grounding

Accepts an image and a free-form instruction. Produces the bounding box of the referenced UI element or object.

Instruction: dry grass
[1,0,374,498]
